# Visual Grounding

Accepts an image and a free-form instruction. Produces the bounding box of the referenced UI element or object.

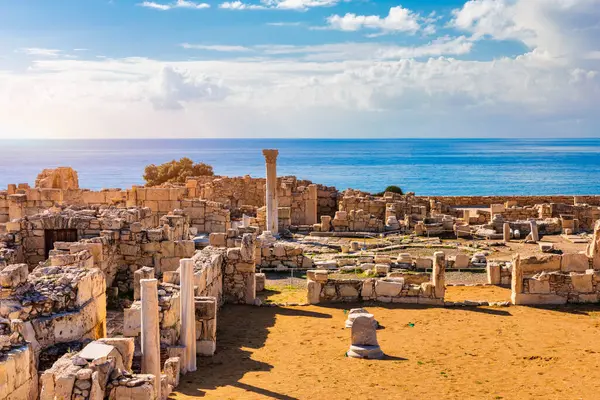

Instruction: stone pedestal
[345,308,378,329]
[503,223,511,242]
[140,279,161,400]
[179,259,197,373]
[262,149,279,235]
[347,315,383,359]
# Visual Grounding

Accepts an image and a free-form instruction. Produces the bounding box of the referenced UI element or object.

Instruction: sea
[1,138,599,196]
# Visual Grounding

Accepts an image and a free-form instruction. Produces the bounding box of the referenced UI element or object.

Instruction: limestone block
[374,255,391,264]
[0,263,28,288]
[338,284,359,298]
[360,279,375,298]
[307,281,321,304]
[209,233,226,247]
[528,277,550,294]
[109,383,156,400]
[454,254,469,269]
[374,280,403,297]
[97,338,135,371]
[375,264,390,275]
[561,253,590,273]
[124,303,141,337]
[255,273,266,292]
[164,357,180,388]
[487,264,501,285]
[519,254,561,274]
[159,258,180,273]
[570,272,593,293]
[75,270,106,307]
[512,293,567,305]
[146,189,170,202]
[415,258,432,269]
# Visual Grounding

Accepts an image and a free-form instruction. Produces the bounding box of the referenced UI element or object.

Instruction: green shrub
[143,157,214,186]
[374,185,404,196]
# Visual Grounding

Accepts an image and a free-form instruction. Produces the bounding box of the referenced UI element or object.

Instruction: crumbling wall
[511,252,595,305]
[256,243,313,270]
[426,195,600,207]
[0,254,107,364]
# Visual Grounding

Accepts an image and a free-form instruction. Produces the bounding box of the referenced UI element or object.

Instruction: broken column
[347,315,384,359]
[587,220,600,269]
[179,258,197,372]
[140,279,161,400]
[503,223,511,242]
[527,219,539,242]
[262,149,279,235]
[134,266,155,301]
[432,251,446,299]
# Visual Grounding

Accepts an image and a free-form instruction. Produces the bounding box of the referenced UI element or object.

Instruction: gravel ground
[264,270,488,288]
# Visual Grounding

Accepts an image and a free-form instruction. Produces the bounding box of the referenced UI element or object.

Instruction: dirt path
[172,293,600,400]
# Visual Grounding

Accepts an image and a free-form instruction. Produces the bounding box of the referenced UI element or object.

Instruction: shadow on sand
[171,305,331,399]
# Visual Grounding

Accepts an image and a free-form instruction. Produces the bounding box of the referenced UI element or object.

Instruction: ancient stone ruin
[1,154,600,398]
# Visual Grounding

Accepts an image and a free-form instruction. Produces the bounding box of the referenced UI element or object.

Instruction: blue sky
[0,0,599,138]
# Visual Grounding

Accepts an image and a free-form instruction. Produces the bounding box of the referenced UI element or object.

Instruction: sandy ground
[171,286,600,400]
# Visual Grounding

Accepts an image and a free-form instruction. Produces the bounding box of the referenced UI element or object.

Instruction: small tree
[143,157,214,186]
[384,185,403,195]
[374,185,404,196]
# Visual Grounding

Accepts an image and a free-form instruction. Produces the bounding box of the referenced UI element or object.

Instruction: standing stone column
[262,149,279,235]
[511,254,523,304]
[140,279,161,400]
[306,184,318,225]
[503,223,511,243]
[179,258,197,372]
[587,220,600,269]
[432,251,446,299]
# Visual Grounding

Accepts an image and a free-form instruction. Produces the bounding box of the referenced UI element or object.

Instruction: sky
[0,0,599,138]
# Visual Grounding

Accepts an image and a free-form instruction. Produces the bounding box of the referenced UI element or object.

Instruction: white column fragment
[179,258,197,372]
[262,149,279,235]
[140,278,161,400]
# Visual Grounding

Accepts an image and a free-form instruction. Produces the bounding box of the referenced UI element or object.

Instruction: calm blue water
[0,139,599,195]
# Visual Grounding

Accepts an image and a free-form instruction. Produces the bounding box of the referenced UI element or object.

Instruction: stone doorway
[44,229,78,258]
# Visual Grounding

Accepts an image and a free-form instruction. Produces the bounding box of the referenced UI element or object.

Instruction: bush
[143,157,214,186]
[374,185,404,196]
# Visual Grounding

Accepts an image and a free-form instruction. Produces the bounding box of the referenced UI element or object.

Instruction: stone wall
[124,251,222,350]
[0,253,107,364]
[3,207,196,293]
[511,252,596,305]
[425,195,600,207]
[0,185,231,234]
[307,253,445,305]
[256,243,313,270]
[0,343,37,400]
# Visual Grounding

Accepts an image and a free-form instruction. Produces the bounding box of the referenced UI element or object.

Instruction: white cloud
[151,66,229,109]
[220,0,340,11]
[219,1,265,10]
[18,48,62,57]
[179,38,473,60]
[326,6,425,35]
[451,0,600,59]
[139,0,210,10]
[266,21,303,26]
[2,1,599,138]
[180,43,253,52]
